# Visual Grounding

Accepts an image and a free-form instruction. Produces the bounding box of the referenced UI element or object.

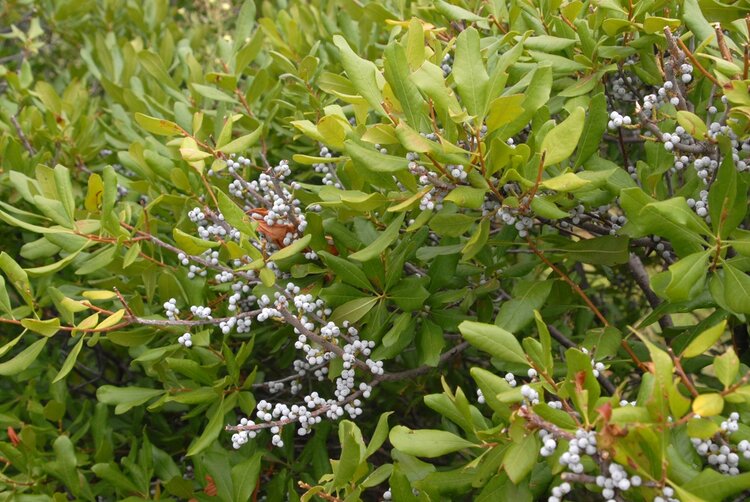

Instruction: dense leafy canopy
[2,0,750,501]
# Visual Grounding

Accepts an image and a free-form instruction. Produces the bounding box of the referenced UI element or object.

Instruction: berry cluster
[494,206,534,237]
[225,281,384,447]
[312,146,342,188]
[607,110,632,130]
[163,298,179,319]
[177,332,192,347]
[441,53,453,76]
[691,412,746,476]
[504,372,518,387]
[520,384,540,406]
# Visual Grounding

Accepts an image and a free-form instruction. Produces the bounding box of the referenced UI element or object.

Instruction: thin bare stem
[10,115,35,155]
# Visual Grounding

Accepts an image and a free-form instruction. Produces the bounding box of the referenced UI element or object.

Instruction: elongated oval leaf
[349,214,405,261]
[458,320,528,365]
[389,426,477,458]
[453,27,489,117]
[53,336,85,383]
[134,113,184,136]
[541,107,586,167]
[0,338,48,376]
[268,234,312,262]
[682,320,728,358]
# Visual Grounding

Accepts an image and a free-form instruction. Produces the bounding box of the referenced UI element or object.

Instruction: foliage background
[2,0,750,501]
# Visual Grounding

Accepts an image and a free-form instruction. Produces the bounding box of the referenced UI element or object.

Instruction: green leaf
[362,464,393,488]
[173,228,221,255]
[52,336,85,383]
[462,218,490,260]
[389,426,477,458]
[409,61,466,121]
[444,186,487,209]
[530,197,569,219]
[496,65,552,138]
[330,297,378,325]
[683,469,750,501]
[643,16,681,33]
[53,164,75,222]
[534,311,554,373]
[345,140,408,173]
[319,251,374,292]
[709,152,748,236]
[453,27,489,117]
[715,347,739,388]
[75,246,117,276]
[528,51,587,72]
[366,412,393,458]
[687,417,721,439]
[682,320,727,358]
[91,463,141,494]
[231,453,262,501]
[268,234,312,262]
[459,320,527,365]
[435,0,485,21]
[429,212,476,237]
[349,214,404,261]
[384,43,428,130]
[541,107,586,167]
[0,338,48,376]
[692,393,724,416]
[495,281,552,333]
[503,434,539,483]
[20,318,60,337]
[96,385,165,415]
[218,127,262,154]
[389,277,429,311]
[540,172,591,192]
[134,112,184,136]
[676,110,708,139]
[187,395,233,456]
[0,251,34,306]
[486,95,525,132]
[25,246,85,277]
[333,35,385,116]
[723,263,750,314]
[333,420,365,488]
[0,276,11,316]
[191,83,237,103]
[559,236,629,265]
[215,189,258,238]
[655,251,711,302]
[574,93,608,166]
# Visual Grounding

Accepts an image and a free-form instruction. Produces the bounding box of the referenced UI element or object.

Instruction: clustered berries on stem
[158,152,388,450]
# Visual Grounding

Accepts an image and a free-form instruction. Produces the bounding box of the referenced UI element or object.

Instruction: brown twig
[488,15,508,34]
[676,37,723,88]
[114,287,136,319]
[297,482,343,502]
[521,152,546,212]
[10,115,35,155]
[670,348,699,397]
[628,254,673,331]
[714,24,733,63]
[227,338,469,433]
[529,239,647,371]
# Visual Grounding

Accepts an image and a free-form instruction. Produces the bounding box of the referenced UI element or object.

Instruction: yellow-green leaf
[676,110,708,139]
[541,107,585,167]
[134,113,184,136]
[682,320,727,358]
[21,318,61,337]
[692,393,724,417]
